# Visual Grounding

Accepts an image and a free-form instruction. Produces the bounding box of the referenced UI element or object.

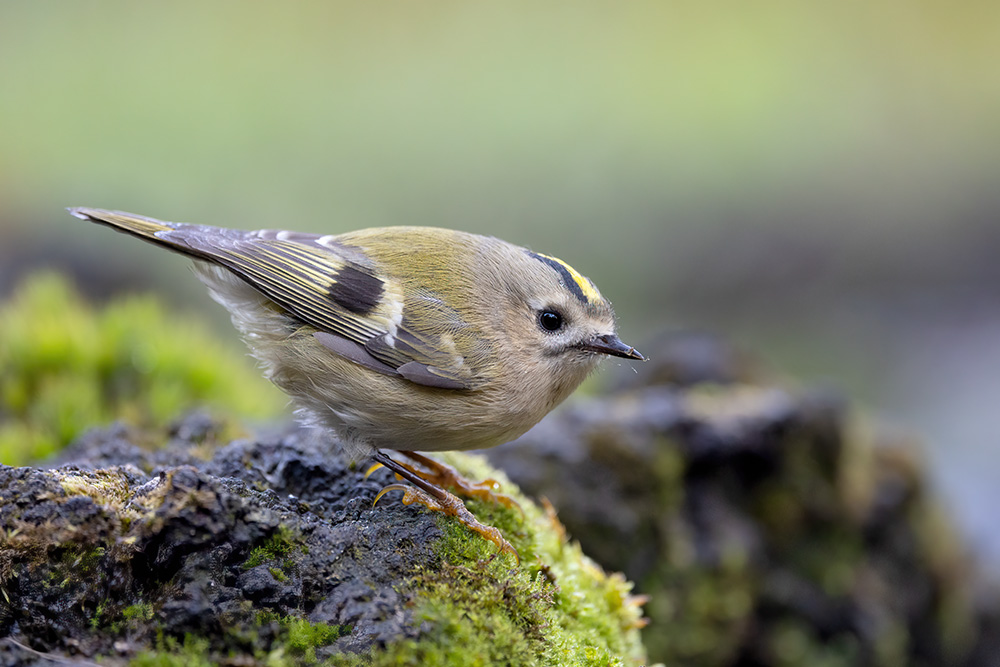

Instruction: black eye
[538,309,564,332]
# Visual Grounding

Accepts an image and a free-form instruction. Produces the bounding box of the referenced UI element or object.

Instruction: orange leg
[371,450,519,562]
[396,451,522,515]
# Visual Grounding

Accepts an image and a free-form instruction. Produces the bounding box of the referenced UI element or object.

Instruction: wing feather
[166,228,482,389]
[71,208,485,390]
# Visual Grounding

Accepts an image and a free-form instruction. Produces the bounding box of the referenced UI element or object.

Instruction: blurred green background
[1,3,998,563]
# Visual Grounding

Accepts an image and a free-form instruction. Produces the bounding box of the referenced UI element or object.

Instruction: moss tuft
[283,617,351,663]
[123,603,156,623]
[243,525,301,570]
[0,272,285,465]
[130,634,214,667]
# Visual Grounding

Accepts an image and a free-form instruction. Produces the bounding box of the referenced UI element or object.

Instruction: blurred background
[1,3,998,567]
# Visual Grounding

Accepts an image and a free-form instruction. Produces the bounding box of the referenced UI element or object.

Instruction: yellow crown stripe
[536,252,602,305]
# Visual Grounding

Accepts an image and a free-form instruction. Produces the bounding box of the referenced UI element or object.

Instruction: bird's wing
[69,208,484,389]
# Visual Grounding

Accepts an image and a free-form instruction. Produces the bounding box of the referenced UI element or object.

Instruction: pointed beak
[579,334,646,361]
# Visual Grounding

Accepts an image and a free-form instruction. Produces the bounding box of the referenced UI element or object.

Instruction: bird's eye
[538,309,564,332]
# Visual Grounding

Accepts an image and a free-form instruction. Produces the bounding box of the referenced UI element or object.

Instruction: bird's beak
[579,333,645,361]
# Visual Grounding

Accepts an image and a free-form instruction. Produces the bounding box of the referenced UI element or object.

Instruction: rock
[0,418,646,666]
[487,332,999,666]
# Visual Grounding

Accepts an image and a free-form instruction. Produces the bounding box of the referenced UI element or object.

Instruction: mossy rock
[0,419,647,666]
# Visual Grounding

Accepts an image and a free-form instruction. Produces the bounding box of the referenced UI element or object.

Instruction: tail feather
[68,207,212,261]
[69,207,176,236]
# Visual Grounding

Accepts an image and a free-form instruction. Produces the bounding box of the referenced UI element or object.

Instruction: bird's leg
[397,451,522,513]
[371,450,519,561]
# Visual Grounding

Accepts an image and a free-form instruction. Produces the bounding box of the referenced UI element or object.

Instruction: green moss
[335,452,647,667]
[123,603,156,622]
[91,599,109,630]
[130,634,215,667]
[283,617,351,663]
[0,272,285,465]
[55,469,134,512]
[126,617,348,667]
[60,543,106,573]
[243,525,301,570]
[255,609,281,626]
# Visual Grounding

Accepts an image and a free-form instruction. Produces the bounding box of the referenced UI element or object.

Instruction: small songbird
[70,208,644,556]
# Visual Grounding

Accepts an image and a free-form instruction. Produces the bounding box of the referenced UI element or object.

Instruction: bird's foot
[370,450,520,562]
[374,482,518,561]
[396,451,522,515]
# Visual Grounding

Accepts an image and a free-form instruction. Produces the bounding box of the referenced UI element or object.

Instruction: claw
[373,483,409,506]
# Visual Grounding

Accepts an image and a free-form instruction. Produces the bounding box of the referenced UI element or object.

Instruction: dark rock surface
[0,422,439,665]
[0,415,646,667]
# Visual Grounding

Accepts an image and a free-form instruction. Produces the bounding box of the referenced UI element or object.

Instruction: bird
[69,207,644,557]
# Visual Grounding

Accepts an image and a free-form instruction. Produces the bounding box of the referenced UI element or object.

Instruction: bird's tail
[68,207,210,261]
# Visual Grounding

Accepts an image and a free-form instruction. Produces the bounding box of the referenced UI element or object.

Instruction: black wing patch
[328,265,384,315]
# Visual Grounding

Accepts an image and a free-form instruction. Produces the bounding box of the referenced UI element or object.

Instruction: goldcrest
[70,208,643,553]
